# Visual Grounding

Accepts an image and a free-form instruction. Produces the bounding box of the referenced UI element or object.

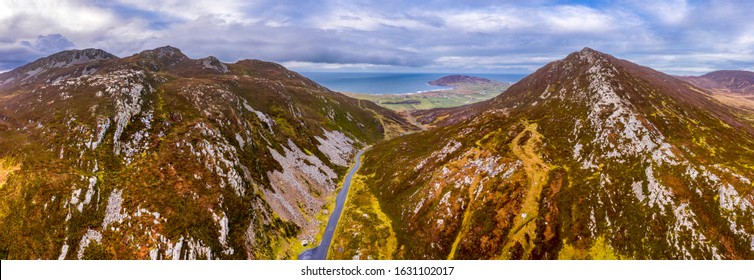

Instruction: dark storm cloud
[21,34,76,53]
[0,34,76,70]
[0,45,45,71]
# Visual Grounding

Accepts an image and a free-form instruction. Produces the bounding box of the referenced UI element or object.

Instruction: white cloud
[733,30,754,48]
[654,66,719,75]
[642,52,754,64]
[1,0,752,74]
[0,0,116,35]
[629,0,689,25]
[282,61,387,71]
[312,8,436,31]
[443,9,531,32]
[542,6,616,33]
[115,0,257,24]
[629,51,754,75]
[435,55,562,66]
[432,55,563,72]
[428,5,627,35]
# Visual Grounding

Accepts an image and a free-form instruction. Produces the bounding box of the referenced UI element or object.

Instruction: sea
[300,72,527,95]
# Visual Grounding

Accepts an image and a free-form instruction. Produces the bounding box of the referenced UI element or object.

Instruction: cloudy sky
[1,0,753,74]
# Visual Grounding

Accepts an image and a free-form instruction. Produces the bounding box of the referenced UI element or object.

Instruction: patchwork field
[344,82,510,112]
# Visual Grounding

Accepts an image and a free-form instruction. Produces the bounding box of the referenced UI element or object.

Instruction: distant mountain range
[680,70,754,95]
[332,48,754,260]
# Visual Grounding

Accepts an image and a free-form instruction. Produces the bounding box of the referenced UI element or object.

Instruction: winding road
[298,149,365,260]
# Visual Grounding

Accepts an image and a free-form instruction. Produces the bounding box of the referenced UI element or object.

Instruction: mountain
[331,48,754,260]
[0,48,117,88]
[428,75,499,87]
[681,70,754,95]
[0,47,415,259]
[678,70,754,121]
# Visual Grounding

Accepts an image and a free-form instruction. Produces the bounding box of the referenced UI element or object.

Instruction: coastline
[301,72,524,95]
[342,81,510,112]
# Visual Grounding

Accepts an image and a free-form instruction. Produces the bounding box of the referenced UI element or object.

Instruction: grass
[446,147,497,259]
[0,157,21,221]
[403,113,426,130]
[499,122,550,259]
[328,173,398,260]
[559,236,623,260]
[0,158,20,190]
[357,100,411,139]
[709,92,754,122]
[273,233,304,260]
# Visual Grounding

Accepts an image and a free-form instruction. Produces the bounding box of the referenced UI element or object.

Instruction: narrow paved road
[298,149,365,260]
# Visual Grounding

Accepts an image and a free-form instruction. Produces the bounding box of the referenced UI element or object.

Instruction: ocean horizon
[300,72,527,95]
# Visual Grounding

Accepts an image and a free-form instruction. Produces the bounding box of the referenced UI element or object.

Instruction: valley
[2,46,754,260]
[0,46,417,260]
[298,150,365,260]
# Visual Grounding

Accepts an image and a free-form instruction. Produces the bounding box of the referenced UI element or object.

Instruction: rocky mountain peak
[578,47,598,55]
[127,46,233,75]
[131,45,190,71]
[0,48,117,88]
[562,47,616,68]
[198,56,229,73]
[41,48,117,68]
[490,47,624,106]
[141,45,186,58]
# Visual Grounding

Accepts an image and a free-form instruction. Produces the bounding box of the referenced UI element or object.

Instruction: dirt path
[403,112,427,131]
[500,122,549,259]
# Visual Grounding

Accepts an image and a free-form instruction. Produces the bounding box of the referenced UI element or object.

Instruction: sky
[1,0,753,75]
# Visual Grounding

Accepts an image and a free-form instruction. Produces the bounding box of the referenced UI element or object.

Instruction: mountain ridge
[414,48,754,134]
[0,46,416,259]
[0,48,118,88]
[681,70,754,95]
[332,47,754,260]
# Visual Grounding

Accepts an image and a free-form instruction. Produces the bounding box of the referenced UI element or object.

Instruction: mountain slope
[334,48,754,260]
[681,70,754,95]
[0,47,415,259]
[679,71,754,121]
[0,48,117,88]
